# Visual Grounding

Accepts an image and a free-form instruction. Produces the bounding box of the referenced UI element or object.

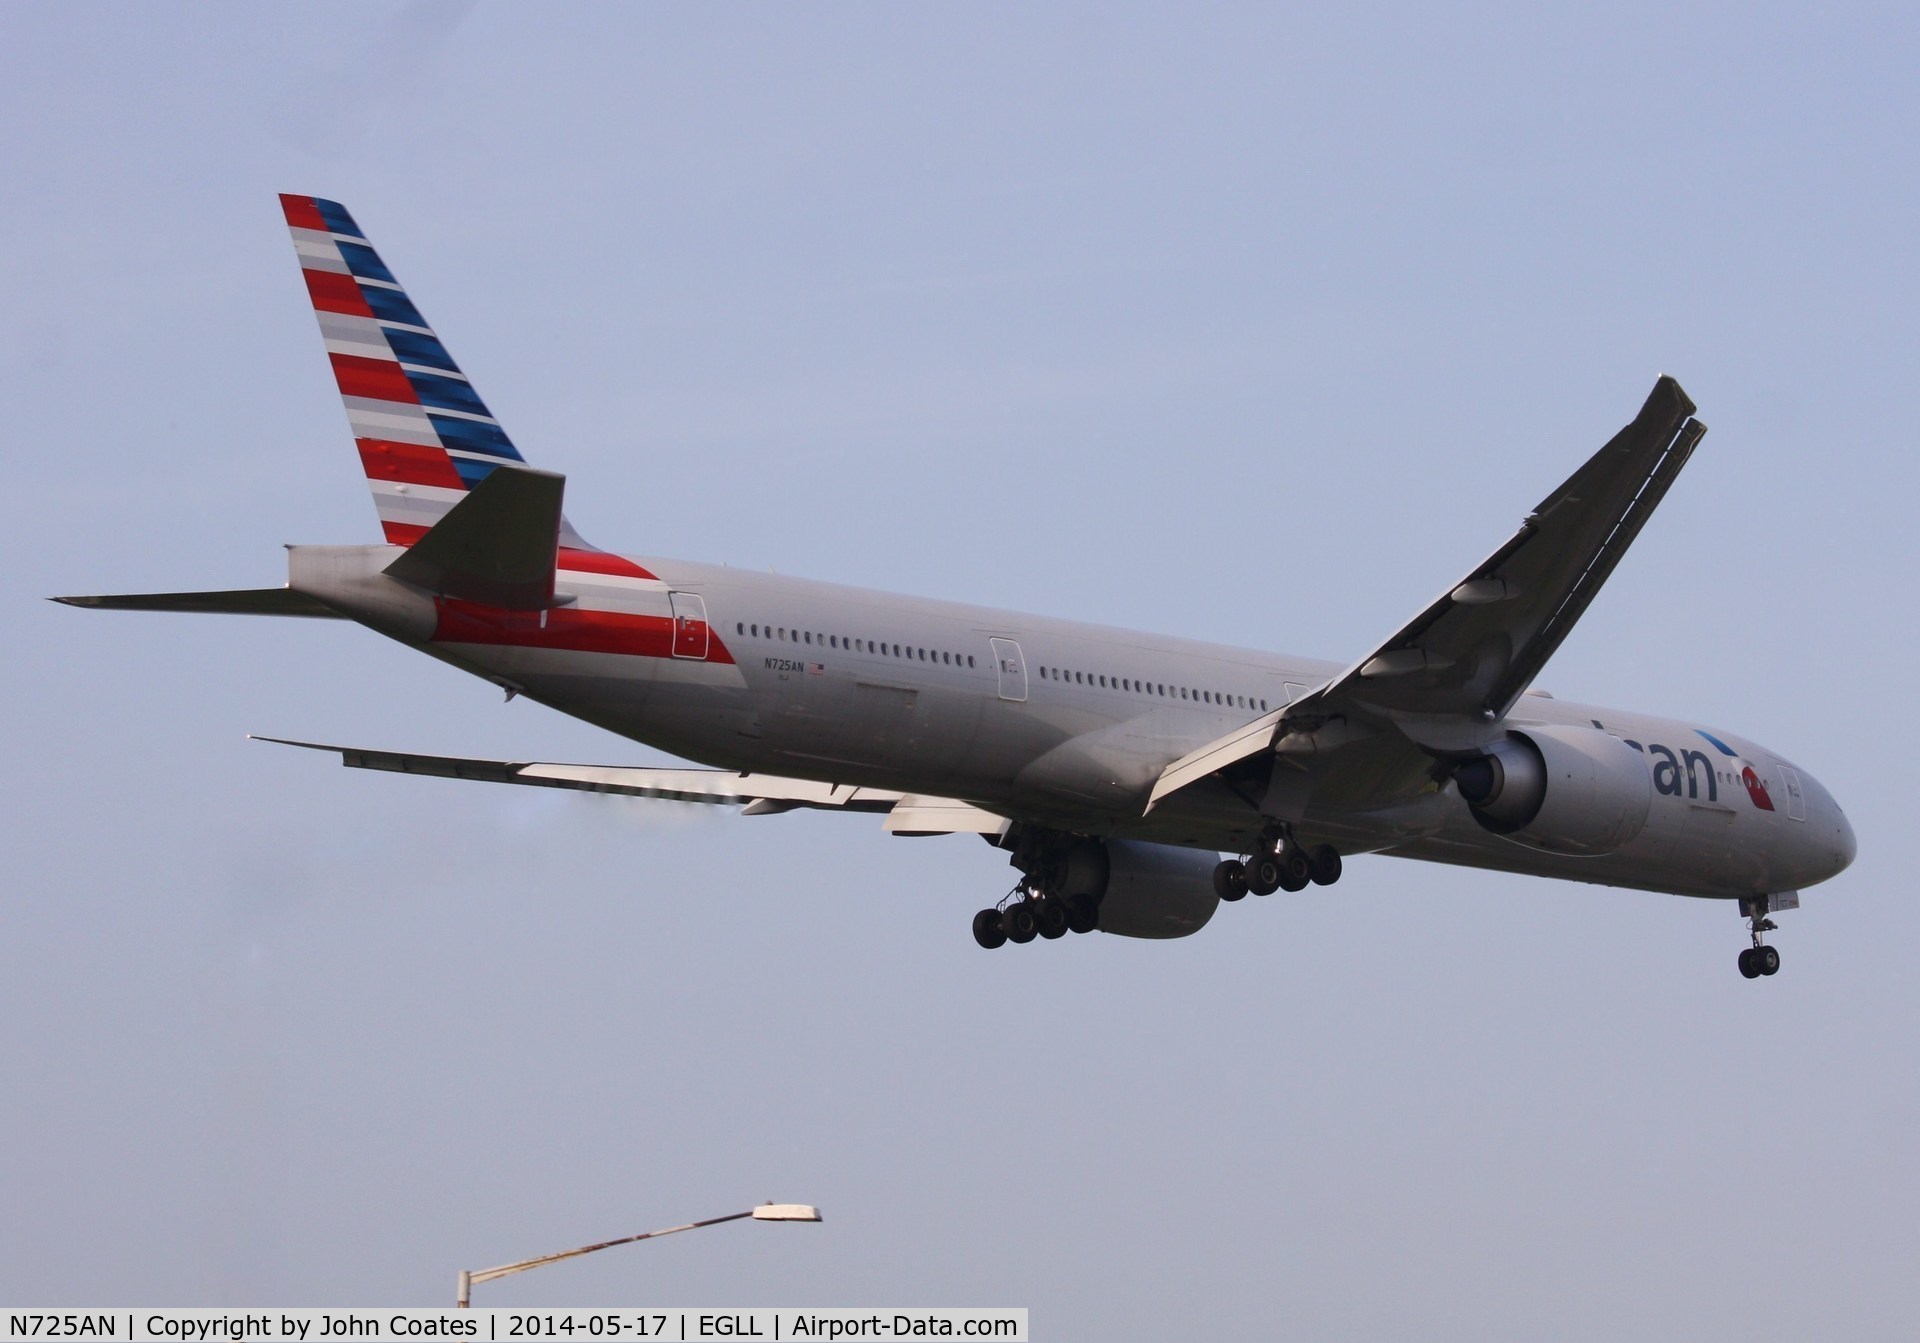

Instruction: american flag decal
[808,662,825,675]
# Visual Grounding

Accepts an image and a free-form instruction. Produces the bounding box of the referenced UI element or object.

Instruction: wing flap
[1144,376,1706,815]
[884,795,1014,837]
[253,738,1007,834]
[1302,375,1703,726]
[1145,706,1287,811]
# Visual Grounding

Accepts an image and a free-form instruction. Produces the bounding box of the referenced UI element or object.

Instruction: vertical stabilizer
[278,194,595,552]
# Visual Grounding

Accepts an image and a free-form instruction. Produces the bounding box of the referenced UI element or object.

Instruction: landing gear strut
[1736,896,1782,979]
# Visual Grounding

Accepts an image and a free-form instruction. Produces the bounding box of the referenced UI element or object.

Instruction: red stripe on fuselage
[303,268,373,317]
[331,353,419,404]
[432,599,734,664]
[280,194,327,230]
[358,438,464,488]
[556,548,660,581]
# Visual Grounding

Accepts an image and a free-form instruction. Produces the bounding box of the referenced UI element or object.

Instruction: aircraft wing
[1149,376,1705,810]
[254,737,1012,836]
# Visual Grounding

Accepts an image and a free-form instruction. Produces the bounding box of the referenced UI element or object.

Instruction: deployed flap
[1147,377,1704,813]
[52,588,344,618]
[257,737,1012,834]
[885,795,1014,837]
[257,736,900,807]
[382,466,565,610]
[1306,376,1703,725]
[1146,705,1287,811]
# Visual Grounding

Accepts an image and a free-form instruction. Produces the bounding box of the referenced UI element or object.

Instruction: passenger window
[968,655,976,668]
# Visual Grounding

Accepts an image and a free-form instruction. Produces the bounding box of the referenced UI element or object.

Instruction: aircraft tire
[1278,851,1312,892]
[1214,859,1249,901]
[973,909,1008,949]
[1737,948,1761,979]
[1002,902,1038,944]
[1035,898,1070,940]
[1308,845,1342,886]
[1248,856,1283,896]
[1758,945,1781,976]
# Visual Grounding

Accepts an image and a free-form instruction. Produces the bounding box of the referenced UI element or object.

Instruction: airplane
[57,195,1856,979]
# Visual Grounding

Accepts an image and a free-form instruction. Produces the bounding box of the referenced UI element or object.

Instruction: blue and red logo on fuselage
[1694,729,1775,811]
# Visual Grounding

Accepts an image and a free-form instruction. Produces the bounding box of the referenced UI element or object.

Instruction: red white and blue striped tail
[279,194,594,550]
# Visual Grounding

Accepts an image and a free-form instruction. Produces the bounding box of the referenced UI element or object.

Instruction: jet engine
[1452,724,1653,855]
[1044,838,1220,939]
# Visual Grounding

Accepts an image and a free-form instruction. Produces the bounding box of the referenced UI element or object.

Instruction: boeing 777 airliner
[59,196,1855,978]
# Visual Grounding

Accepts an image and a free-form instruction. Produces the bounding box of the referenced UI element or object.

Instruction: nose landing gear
[1736,895,1783,979]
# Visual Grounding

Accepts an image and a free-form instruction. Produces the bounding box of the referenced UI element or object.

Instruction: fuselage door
[670,591,709,659]
[1775,763,1807,821]
[990,637,1028,703]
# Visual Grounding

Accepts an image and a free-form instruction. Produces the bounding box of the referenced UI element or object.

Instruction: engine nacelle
[1453,724,1652,856]
[1048,838,1219,939]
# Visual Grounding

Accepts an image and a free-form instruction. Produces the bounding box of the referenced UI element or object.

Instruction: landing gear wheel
[1002,901,1038,944]
[1214,859,1249,902]
[1308,845,1342,887]
[1277,849,1312,892]
[1758,945,1781,976]
[972,908,1008,949]
[1035,898,1070,940]
[1064,894,1099,934]
[1737,948,1761,979]
[1248,855,1284,896]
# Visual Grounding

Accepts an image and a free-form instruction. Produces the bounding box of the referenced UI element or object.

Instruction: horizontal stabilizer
[382,465,565,610]
[52,588,344,618]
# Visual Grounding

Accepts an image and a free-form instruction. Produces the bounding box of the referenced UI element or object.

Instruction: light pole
[456,1203,822,1307]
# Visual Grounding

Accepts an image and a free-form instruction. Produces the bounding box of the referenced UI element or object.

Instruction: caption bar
[2,1313,1026,1343]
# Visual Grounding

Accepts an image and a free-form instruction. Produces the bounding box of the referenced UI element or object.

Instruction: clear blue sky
[3,4,1915,1336]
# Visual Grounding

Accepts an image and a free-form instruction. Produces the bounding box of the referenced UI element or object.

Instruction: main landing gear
[1212,829,1341,902]
[1737,896,1782,979]
[973,830,1108,950]
[971,888,1098,949]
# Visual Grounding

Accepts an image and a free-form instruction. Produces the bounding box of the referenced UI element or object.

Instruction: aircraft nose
[1831,800,1857,874]
[1807,776,1856,884]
